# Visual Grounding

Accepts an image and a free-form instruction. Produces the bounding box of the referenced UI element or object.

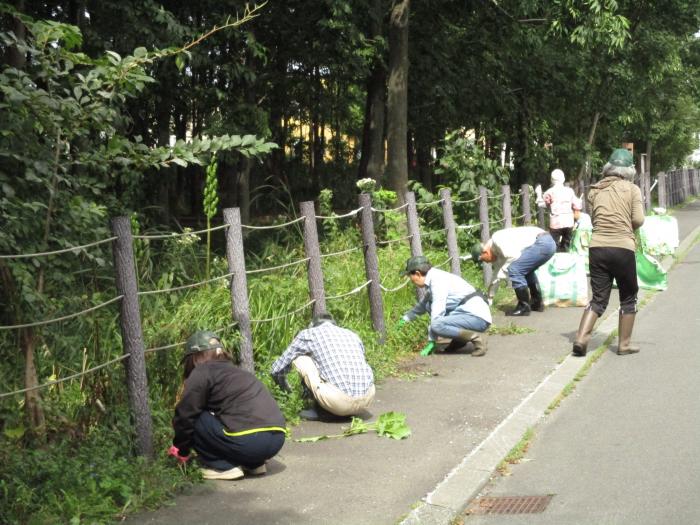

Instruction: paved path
[462,208,700,525]
[129,201,700,525]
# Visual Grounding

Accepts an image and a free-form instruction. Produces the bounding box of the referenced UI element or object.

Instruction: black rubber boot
[506,287,531,316]
[529,282,544,312]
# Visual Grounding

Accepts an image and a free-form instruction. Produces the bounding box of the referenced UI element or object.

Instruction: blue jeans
[508,234,556,289]
[430,311,490,340]
[193,411,285,471]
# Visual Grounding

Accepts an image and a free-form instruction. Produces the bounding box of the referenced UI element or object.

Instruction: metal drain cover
[466,495,553,515]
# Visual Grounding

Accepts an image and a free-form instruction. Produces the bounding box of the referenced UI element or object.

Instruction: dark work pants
[549,227,573,252]
[588,247,638,315]
[193,411,285,471]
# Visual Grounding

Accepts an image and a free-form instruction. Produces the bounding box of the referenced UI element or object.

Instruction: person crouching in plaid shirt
[271,312,375,421]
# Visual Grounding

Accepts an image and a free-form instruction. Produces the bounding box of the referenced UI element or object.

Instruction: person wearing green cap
[169,330,286,480]
[572,148,644,357]
[399,255,492,356]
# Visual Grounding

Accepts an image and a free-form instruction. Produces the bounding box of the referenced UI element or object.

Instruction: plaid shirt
[271,322,374,398]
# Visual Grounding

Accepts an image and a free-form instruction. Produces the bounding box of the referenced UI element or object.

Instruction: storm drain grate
[465,495,553,515]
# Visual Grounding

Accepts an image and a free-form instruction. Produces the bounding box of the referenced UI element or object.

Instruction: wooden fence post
[537,204,545,229]
[299,201,326,317]
[520,184,531,225]
[358,193,386,341]
[657,172,667,209]
[640,154,651,213]
[404,191,424,301]
[479,186,492,289]
[223,208,255,372]
[502,185,512,228]
[111,216,154,459]
[439,188,461,275]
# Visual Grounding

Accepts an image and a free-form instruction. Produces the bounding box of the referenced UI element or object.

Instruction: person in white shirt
[543,169,582,252]
[472,226,556,316]
[399,256,492,357]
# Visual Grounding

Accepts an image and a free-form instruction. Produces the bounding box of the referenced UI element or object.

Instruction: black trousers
[193,411,285,471]
[588,247,638,315]
[549,227,573,252]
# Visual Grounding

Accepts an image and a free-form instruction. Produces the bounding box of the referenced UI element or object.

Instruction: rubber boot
[617,312,640,355]
[443,335,469,353]
[572,308,599,356]
[529,282,544,312]
[506,287,531,316]
[464,330,488,357]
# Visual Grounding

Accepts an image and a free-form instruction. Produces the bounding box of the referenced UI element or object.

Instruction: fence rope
[456,223,482,230]
[133,224,228,240]
[321,246,362,258]
[326,280,372,301]
[0,354,130,398]
[144,322,240,354]
[0,236,118,260]
[0,295,124,331]
[434,256,453,269]
[452,196,480,204]
[245,257,310,275]
[487,192,505,200]
[315,207,363,220]
[380,278,411,292]
[489,217,505,226]
[250,299,316,323]
[138,272,234,296]
[418,228,447,238]
[371,203,409,213]
[376,234,413,246]
[241,216,305,230]
[415,199,445,208]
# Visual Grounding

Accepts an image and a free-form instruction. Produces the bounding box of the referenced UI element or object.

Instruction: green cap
[470,243,483,263]
[400,255,431,275]
[608,148,634,168]
[183,330,223,361]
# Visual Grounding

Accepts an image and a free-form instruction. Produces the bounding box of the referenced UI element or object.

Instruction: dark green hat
[400,255,431,276]
[183,330,223,361]
[470,242,484,263]
[311,312,335,327]
[608,148,634,168]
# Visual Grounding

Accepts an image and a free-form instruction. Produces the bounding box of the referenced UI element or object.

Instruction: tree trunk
[416,141,432,191]
[7,1,26,69]
[386,0,410,204]
[577,111,600,190]
[22,328,46,438]
[237,157,252,224]
[359,0,387,184]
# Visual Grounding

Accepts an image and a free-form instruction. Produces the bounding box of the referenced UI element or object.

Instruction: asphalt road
[462,235,700,525]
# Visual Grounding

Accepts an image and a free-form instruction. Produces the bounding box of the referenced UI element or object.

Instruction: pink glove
[168,445,190,464]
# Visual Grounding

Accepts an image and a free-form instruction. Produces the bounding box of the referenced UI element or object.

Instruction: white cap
[550,169,565,184]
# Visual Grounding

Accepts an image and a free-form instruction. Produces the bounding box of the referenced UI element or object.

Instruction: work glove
[419,341,436,356]
[168,445,190,464]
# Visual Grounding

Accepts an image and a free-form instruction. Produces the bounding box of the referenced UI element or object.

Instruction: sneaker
[243,464,267,475]
[200,466,245,480]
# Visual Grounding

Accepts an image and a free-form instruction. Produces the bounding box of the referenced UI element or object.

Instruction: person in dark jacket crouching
[168,330,286,480]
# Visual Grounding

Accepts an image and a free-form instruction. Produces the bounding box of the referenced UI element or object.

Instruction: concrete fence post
[111,216,154,459]
[299,201,326,317]
[502,185,512,228]
[404,191,424,301]
[358,193,386,341]
[520,184,531,225]
[439,188,461,276]
[223,208,255,373]
[479,186,492,289]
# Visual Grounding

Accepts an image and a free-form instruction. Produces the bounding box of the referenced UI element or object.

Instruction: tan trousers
[292,356,375,416]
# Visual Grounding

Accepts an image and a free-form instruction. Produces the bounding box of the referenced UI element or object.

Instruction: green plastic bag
[635,251,667,291]
[535,253,589,307]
